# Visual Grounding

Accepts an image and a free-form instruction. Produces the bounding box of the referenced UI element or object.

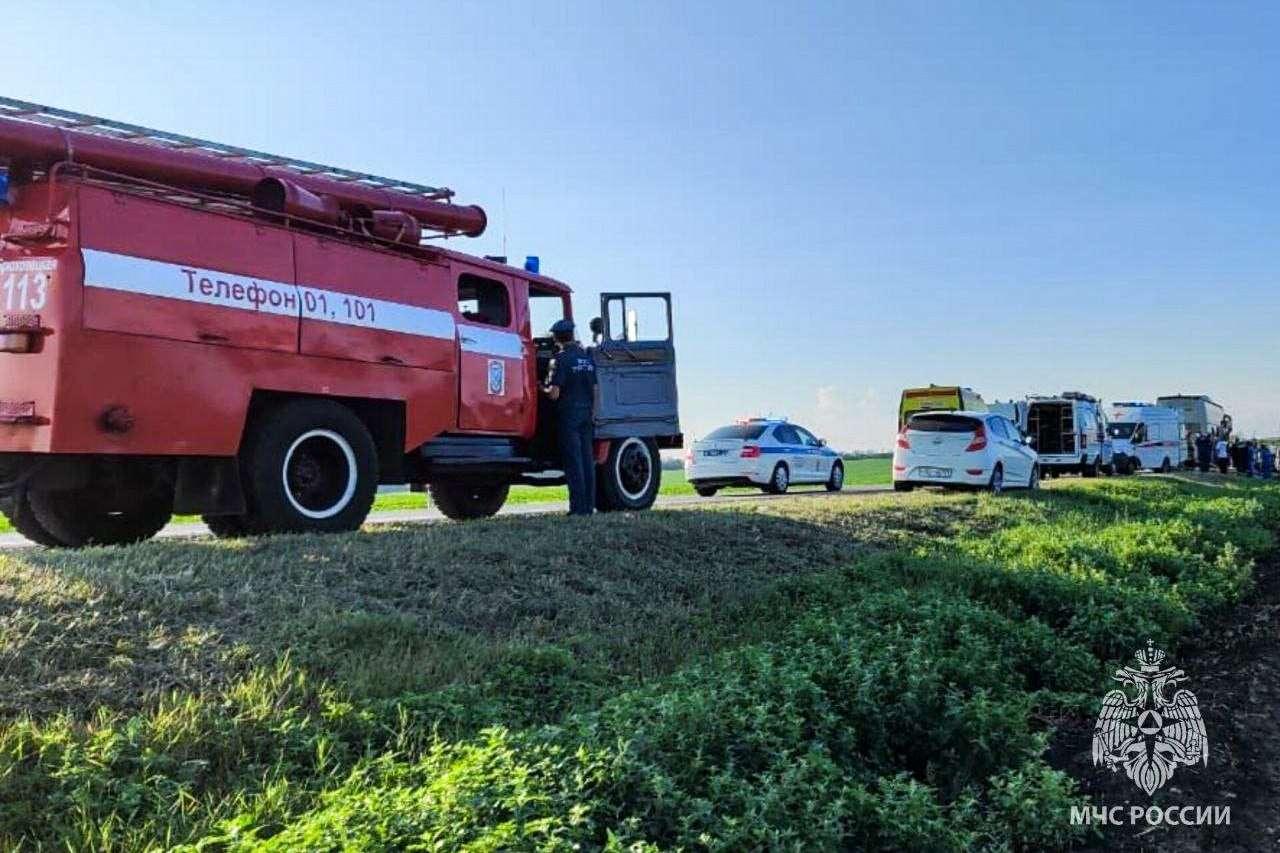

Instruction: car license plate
[917,467,952,479]
[701,449,727,457]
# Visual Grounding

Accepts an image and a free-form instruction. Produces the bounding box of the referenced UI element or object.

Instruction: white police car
[685,418,844,496]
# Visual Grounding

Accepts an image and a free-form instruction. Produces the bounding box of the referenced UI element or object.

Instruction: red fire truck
[0,99,681,547]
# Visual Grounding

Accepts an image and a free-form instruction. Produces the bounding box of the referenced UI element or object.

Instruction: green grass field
[0,474,1275,849]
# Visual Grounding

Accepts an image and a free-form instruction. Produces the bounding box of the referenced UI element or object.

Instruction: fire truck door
[456,271,526,432]
[593,292,680,440]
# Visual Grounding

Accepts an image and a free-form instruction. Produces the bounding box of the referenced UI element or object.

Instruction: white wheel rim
[776,466,788,489]
[833,466,843,487]
[282,429,358,519]
[614,437,653,502]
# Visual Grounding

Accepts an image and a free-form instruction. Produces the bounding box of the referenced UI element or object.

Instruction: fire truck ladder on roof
[0,96,453,200]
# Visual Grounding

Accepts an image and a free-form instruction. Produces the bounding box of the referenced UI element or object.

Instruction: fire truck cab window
[605,295,670,342]
[528,290,567,340]
[457,274,510,327]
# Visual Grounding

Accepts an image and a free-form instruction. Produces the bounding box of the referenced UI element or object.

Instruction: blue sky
[11,2,1280,448]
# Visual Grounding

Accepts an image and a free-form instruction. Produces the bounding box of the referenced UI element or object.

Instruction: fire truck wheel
[596,437,662,511]
[0,491,67,547]
[28,486,173,547]
[429,481,510,520]
[241,399,378,534]
[202,514,249,538]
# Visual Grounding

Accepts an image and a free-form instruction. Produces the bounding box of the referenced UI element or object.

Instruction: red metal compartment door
[294,236,455,371]
[456,270,526,433]
[77,186,299,353]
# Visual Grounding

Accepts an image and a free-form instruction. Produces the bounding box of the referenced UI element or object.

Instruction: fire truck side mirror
[589,316,604,340]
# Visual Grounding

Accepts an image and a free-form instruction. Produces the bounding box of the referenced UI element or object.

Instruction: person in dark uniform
[1261,444,1276,480]
[543,319,597,515]
[1195,432,1213,473]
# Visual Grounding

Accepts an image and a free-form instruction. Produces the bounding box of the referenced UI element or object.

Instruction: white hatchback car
[685,419,844,496]
[893,411,1039,493]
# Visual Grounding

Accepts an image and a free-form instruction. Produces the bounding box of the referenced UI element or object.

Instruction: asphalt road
[0,484,894,549]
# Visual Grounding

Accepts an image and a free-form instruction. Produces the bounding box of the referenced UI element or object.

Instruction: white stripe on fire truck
[457,323,524,359]
[81,249,457,341]
[83,249,300,319]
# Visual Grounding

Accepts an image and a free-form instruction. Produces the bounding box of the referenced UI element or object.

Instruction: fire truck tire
[429,481,510,520]
[596,437,662,511]
[0,491,67,547]
[202,513,250,538]
[240,399,378,534]
[28,486,173,547]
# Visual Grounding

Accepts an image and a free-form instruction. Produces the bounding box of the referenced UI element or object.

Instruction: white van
[987,399,1026,425]
[1107,403,1186,474]
[1023,392,1113,477]
[1155,394,1231,464]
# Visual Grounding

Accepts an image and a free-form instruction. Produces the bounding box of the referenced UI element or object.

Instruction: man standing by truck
[544,319,598,515]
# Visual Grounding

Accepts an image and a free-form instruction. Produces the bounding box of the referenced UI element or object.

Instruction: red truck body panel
[0,179,562,458]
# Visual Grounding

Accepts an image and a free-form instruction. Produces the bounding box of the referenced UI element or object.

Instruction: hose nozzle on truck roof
[0,96,486,240]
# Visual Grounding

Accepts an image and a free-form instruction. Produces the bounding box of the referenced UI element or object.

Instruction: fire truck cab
[0,100,681,546]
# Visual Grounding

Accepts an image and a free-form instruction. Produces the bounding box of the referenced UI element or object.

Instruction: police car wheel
[430,480,509,520]
[826,462,844,492]
[1028,465,1040,490]
[241,399,378,534]
[765,463,790,495]
[988,465,1004,495]
[694,485,719,497]
[1161,457,1172,474]
[597,437,662,511]
[893,481,914,493]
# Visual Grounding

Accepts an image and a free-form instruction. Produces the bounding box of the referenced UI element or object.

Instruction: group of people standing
[1193,431,1276,478]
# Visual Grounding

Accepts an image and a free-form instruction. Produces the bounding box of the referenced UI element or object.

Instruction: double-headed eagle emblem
[1092,640,1208,795]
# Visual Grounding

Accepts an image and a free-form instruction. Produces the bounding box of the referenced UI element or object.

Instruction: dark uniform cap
[550,319,576,337]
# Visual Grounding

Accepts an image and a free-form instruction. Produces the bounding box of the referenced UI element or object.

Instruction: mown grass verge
[0,476,1274,850]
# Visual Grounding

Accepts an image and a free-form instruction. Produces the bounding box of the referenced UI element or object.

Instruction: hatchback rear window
[706,424,767,440]
[907,414,979,432]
